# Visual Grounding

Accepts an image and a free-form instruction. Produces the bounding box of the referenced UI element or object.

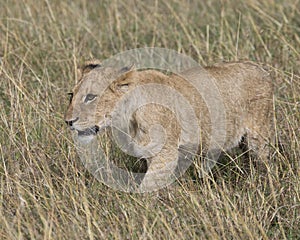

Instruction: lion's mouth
[77,126,100,136]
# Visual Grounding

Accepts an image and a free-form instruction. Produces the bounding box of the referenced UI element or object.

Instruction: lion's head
[64,60,136,138]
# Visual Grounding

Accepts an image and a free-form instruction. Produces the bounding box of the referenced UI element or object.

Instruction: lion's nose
[65,117,79,127]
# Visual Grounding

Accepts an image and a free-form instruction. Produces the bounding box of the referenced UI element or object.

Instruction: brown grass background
[0,0,299,239]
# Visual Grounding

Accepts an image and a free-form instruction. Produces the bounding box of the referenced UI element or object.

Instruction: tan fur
[65,60,274,191]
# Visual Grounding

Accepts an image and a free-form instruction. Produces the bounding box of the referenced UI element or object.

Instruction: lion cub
[65,60,274,192]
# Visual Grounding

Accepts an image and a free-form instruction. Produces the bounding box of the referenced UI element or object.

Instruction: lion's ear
[77,59,102,81]
[112,64,136,92]
[118,63,135,75]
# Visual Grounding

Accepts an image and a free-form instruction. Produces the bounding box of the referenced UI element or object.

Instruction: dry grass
[0,0,299,239]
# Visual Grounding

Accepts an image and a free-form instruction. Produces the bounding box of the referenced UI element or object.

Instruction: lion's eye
[84,94,97,103]
[67,92,73,103]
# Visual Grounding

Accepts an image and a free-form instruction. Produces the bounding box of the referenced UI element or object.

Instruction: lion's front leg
[138,144,179,193]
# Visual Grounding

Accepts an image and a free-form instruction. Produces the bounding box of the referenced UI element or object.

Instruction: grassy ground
[0,0,299,239]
